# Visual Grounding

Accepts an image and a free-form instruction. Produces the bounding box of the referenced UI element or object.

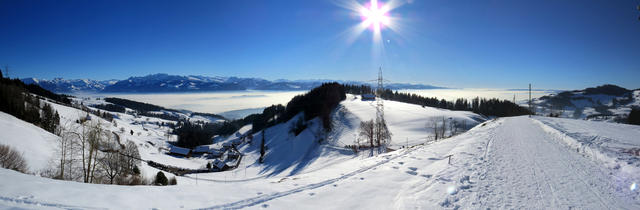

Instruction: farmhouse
[361,94,376,101]
[169,146,191,157]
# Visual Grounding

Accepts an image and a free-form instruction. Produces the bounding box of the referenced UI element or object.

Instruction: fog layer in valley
[77,89,558,119]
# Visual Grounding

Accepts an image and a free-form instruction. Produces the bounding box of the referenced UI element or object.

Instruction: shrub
[0,144,28,173]
[154,171,168,186]
[169,177,177,185]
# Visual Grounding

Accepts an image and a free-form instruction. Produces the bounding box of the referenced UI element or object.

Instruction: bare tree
[440,117,446,139]
[121,140,141,175]
[374,118,392,148]
[429,116,449,141]
[55,121,76,180]
[430,118,440,140]
[69,118,105,183]
[358,120,375,147]
[99,151,121,184]
[0,144,28,173]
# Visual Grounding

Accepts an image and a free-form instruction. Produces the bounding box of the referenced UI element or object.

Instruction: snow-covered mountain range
[21,77,118,93]
[21,73,444,93]
[533,84,640,121]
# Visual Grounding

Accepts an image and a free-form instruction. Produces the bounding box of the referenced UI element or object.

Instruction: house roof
[212,159,226,169]
[194,145,213,153]
[169,146,190,155]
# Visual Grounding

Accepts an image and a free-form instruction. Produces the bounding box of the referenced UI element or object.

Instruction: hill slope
[1,116,639,209]
[0,112,59,173]
[533,84,639,121]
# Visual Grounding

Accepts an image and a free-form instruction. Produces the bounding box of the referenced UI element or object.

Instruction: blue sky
[1,0,639,89]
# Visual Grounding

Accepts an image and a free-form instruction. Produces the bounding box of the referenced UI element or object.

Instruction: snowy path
[476,117,638,209]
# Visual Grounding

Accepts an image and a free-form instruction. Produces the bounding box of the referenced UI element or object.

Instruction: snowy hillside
[2,114,639,209]
[0,112,59,173]
[533,84,639,121]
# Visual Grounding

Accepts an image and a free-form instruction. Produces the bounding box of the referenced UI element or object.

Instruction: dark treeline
[105,97,167,113]
[342,84,532,117]
[92,103,126,113]
[104,97,226,122]
[248,82,346,132]
[0,73,64,134]
[173,119,247,148]
[104,97,183,121]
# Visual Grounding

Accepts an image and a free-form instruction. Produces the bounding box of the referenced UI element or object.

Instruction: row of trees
[343,85,532,117]
[173,119,246,148]
[1,73,61,135]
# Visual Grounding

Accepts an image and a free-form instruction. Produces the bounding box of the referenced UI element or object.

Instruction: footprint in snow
[309,192,315,196]
[428,157,441,161]
[333,184,338,187]
[261,204,269,208]
[392,166,399,169]
[257,192,263,195]
[421,174,433,179]
[360,177,365,180]
[408,167,418,171]
[397,162,404,165]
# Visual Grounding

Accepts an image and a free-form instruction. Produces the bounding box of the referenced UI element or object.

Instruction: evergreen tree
[629,108,640,125]
[259,130,266,163]
[154,171,168,186]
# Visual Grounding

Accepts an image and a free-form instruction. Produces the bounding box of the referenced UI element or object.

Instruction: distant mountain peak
[21,73,445,93]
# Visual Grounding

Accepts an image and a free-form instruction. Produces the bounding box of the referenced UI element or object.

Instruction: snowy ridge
[533,84,639,121]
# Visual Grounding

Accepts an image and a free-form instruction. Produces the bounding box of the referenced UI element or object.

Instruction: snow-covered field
[2,92,639,209]
[2,115,639,209]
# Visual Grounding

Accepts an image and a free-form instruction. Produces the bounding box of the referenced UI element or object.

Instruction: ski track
[200,147,418,209]
[476,117,635,209]
[0,195,106,210]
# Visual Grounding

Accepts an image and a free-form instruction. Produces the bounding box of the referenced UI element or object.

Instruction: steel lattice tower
[376,67,385,122]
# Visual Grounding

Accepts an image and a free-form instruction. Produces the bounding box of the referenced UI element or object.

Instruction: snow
[2,90,640,209]
[0,112,59,173]
[1,113,640,208]
[331,95,486,148]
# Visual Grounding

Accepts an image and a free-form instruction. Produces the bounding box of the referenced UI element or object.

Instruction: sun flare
[360,0,391,32]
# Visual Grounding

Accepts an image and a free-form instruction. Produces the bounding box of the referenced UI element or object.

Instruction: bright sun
[360,0,391,32]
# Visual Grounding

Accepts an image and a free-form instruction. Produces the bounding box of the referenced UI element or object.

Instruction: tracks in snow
[476,117,635,209]
[200,147,419,209]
